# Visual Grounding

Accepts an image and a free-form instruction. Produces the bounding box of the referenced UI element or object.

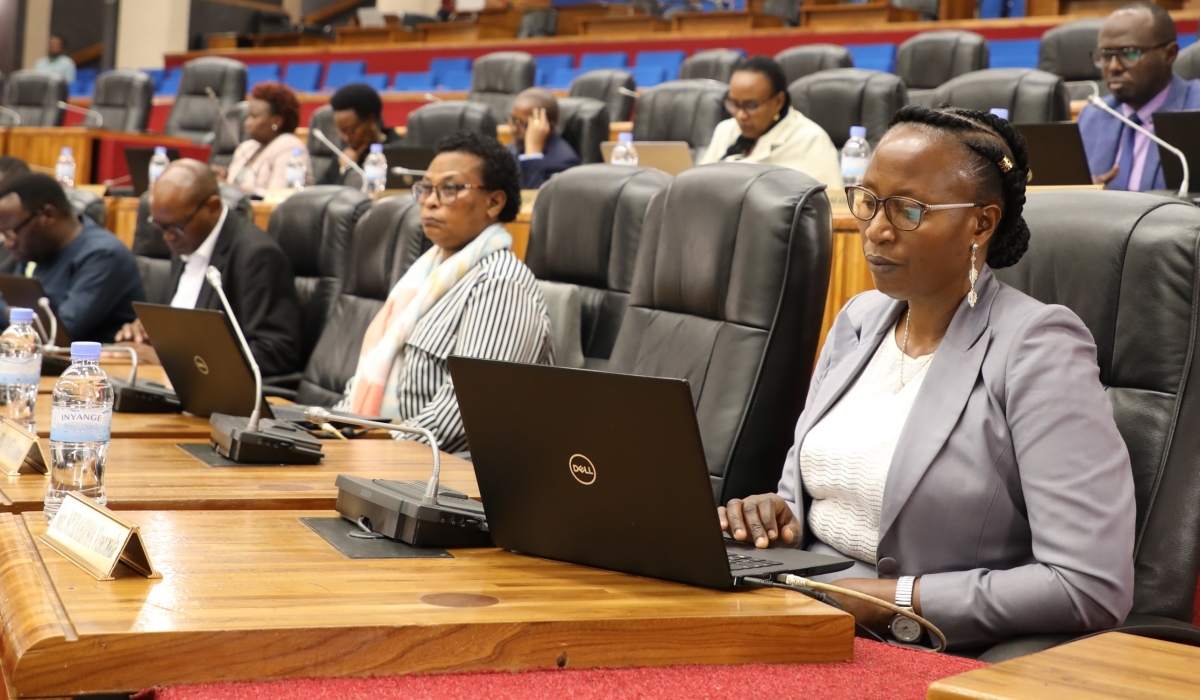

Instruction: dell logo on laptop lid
[569,454,596,485]
[193,355,209,375]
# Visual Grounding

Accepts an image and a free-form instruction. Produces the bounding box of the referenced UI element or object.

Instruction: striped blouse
[393,249,553,455]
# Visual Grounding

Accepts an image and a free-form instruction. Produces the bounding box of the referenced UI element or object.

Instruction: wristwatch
[890,575,922,643]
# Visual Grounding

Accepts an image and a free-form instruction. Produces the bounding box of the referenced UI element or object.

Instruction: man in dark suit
[506,88,581,189]
[115,159,301,377]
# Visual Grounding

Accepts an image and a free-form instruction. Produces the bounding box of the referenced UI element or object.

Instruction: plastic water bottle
[46,342,113,520]
[841,126,871,187]
[610,132,639,166]
[286,147,307,191]
[0,308,41,434]
[990,108,1010,121]
[148,146,170,189]
[55,147,76,188]
[364,143,387,196]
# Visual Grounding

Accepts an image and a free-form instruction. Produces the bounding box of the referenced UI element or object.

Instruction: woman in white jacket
[699,56,844,189]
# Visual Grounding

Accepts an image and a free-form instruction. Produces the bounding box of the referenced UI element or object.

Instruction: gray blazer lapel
[877,267,999,541]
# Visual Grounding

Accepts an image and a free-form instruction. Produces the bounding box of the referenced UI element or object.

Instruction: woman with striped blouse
[337,132,553,454]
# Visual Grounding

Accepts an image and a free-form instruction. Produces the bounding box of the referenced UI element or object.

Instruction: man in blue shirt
[33,35,76,84]
[0,174,144,342]
[506,88,581,189]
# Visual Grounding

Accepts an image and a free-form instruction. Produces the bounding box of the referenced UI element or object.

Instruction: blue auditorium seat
[284,62,323,93]
[323,61,367,91]
[536,54,574,73]
[579,52,628,70]
[631,66,668,88]
[636,50,685,79]
[144,68,166,87]
[70,68,98,98]
[246,63,281,87]
[430,57,473,77]
[989,39,1041,69]
[547,68,582,89]
[393,71,437,92]
[846,44,897,73]
[360,73,391,92]
[155,67,183,97]
[437,70,474,91]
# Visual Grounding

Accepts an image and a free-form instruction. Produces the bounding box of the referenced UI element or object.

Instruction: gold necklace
[899,309,912,392]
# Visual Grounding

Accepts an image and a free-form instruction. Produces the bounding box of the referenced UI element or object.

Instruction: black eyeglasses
[1091,42,1173,69]
[846,186,985,232]
[722,95,777,116]
[146,199,207,237]
[2,211,38,239]
[412,181,488,205]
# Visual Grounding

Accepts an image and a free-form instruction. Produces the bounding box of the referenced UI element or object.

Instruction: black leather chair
[1176,42,1200,82]
[266,186,372,369]
[468,52,536,121]
[788,68,908,149]
[92,69,154,132]
[632,79,729,159]
[895,31,989,107]
[1,70,67,126]
[1039,18,1106,99]
[761,0,801,25]
[207,101,248,170]
[931,68,1070,124]
[568,69,635,122]
[65,188,107,227]
[608,163,832,502]
[526,164,671,366]
[679,50,743,83]
[297,195,430,407]
[775,44,854,86]
[163,57,247,144]
[306,105,342,180]
[985,190,1200,660]
[404,101,498,148]
[557,97,610,164]
[518,9,557,37]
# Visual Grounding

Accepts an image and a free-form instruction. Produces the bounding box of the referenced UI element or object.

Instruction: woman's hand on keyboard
[719,494,801,549]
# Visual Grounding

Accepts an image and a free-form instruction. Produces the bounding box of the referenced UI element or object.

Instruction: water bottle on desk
[286,147,307,191]
[364,143,387,197]
[55,147,76,188]
[0,308,41,433]
[840,126,871,187]
[610,132,638,166]
[45,342,113,520]
[148,146,170,189]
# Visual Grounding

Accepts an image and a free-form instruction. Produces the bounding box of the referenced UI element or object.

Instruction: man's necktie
[1113,113,1142,191]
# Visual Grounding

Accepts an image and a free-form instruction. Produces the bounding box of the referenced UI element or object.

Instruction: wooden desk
[6,128,198,186]
[252,31,333,48]
[334,26,419,45]
[800,3,922,27]
[580,15,672,35]
[928,631,1200,698]
[417,21,517,43]
[1026,0,1180,15]
[671,11,786,34]
[32,402,211,439]
[0,438,475,513]
[0,509,852,697]
[555,3,629,34]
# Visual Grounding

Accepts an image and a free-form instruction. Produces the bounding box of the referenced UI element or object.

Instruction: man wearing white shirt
[34,35,76,84]
[116,160,301,376]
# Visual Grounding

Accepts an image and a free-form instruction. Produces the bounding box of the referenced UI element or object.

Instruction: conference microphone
[56,101,103,128]
[35,297,72,376]
[0,106,20,126]
[311,128,370,192]
[308,406,490,548]
[423,92,442,102]
[204,266,324,464]
[204,87,242,147]
[1085,83,1190,197]
[618,87,638,98]
[107,341,182,414]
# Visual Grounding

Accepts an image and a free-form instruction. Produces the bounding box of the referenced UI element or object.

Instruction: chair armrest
[1113,613,1200,647]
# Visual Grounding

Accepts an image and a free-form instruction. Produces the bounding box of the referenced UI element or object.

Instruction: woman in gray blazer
[721,105,1136,652]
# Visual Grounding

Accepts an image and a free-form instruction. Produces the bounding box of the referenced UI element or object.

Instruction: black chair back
[761,0,801,25]
[931,68,1070,124]
[1039,18,1104,83]
[556,97,610,164]
[518,9,557,37]
[775,44,854,85]
[468,52,536,121]
[569,69,635,122]
[306,105,342,180]
[788,68,908,149]
[678,49,742,83]
[631,79,729,157]
[1176,43,1200,82]
[92,69,154,132]
[164,57,247,143]
[404,101,498,148]
[895,30,989,90]
[3,70,67,126]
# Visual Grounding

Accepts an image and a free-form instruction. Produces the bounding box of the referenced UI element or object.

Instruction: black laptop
[1151,110,1200,194]
[1016,122,1093,187]
[124,147,182,196]
[448,357,854,590]
[0,274,70,346]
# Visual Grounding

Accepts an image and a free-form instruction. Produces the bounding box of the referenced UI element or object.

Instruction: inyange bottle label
[0,356,41,384]
[50,407,112,442]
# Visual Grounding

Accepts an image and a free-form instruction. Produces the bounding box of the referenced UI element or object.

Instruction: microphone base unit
[335,474,491,549]
[111,378,183,413]
[210,413,325,464]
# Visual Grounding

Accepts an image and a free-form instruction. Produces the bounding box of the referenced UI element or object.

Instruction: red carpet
[135,639,986,700]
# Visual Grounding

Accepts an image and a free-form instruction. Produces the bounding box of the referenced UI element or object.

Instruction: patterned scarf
[341,223,512,417]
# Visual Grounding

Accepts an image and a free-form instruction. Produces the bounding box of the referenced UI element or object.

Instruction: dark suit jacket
[169,214,302,377]
[507,132,581,189]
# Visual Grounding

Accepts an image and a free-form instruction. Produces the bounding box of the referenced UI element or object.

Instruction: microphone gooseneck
[304,406,442,505]
[1086,91,1190,196]
[205,266,263,432]
[204,88,242,147]
[311,128,369,193]
[0,106,20,126]
[56,101,103,127]
[37,297,58,348]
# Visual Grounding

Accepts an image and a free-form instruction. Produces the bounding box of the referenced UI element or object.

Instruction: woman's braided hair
[886,104,1031,269]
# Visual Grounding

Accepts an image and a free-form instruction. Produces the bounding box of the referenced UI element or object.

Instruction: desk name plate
[0,417,46,476]
[39,493,161,581]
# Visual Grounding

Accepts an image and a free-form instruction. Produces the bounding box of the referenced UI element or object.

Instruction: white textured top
[800,333,934,564]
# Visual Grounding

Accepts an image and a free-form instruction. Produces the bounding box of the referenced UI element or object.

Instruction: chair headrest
[775,44,853,84]
[556,96,610,164]
[631,79,729,148]
[895,30,989,90]
[179,57,247,101]
[788,68,907,149]
[932,68,1070,123]
[93,70,154,108]
[679,50,743,83]
[470,52,536,93]
[7,70,67,107]
[1037,18,1104,82]
[405,101,498,148]
[267,186,372,279]
[307,105,344,158]
[344,194,427,300]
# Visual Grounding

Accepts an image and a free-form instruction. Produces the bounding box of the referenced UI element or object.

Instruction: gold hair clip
[999,156,1014,173]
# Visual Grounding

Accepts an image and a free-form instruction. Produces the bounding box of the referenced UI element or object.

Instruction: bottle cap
[370,143,384,154]
[990,108,1010,120]
[70,341,102,361]
[618,132,633,143]
[60,146,72,156]
[849,126,867,139]
[154,146,167,155]
[292,147,304,156]
[9,308,33,324]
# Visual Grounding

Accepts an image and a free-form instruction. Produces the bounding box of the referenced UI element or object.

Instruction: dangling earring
[967,242,980,308]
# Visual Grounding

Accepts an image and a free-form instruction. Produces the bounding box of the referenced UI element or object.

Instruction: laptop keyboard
[727,552,783,571]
